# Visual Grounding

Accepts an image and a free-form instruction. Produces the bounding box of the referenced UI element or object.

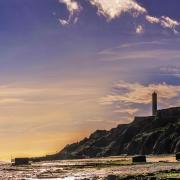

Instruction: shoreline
[0,155,179,179]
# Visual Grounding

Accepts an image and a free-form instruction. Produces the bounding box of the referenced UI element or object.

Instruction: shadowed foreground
[1,155,180,179]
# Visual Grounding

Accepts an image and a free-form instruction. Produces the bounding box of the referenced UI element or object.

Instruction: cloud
[136,25,144,34]
[59,0,147,25]
[161,16,179,33]
[59,0,81,26]
[59,19,69,26]
[114,108,139,115]
[99,48,180,62]
[0,98,23,104]
[146,15,180,33]
[59,0,80,12]
[89,0,146,20]
[98,39,180,61]
[161,16,179,28]
[100,81,180,117]
[58,0,180,34]
[100,81,180,105]
[145,15,160,24]
[159,66,180,78]
[119,41,166,48]
[0,84,98,105]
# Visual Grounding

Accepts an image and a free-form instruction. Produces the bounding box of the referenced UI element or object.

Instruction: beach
[0,155,180,179]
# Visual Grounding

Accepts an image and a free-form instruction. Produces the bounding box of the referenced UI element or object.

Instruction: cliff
[33,107,180,161]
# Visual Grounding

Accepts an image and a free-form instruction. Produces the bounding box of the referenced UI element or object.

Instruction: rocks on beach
[176,152,180,161]
[132,155,146,163]
[12,158,30,166]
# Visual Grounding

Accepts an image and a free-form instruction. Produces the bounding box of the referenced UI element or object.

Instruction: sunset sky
[0,0,180,160]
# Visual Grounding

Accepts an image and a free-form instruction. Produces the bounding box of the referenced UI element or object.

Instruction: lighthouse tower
[152,91,157,116]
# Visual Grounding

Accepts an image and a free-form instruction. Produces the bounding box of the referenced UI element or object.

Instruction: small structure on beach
[176,153,180,161]
[12,158,30,166]
[132,155,146,163]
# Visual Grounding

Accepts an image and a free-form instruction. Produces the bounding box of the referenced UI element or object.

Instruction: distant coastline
[31,106,180,162]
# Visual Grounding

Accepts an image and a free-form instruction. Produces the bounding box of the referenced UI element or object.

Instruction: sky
[0,0,180,160]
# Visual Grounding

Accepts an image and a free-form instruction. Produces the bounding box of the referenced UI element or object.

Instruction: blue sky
[0,0,179,160]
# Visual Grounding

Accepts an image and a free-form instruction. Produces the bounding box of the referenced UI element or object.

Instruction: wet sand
[0,155,179,179]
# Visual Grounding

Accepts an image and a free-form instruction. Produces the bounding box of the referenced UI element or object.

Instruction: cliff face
[39,107,180,160]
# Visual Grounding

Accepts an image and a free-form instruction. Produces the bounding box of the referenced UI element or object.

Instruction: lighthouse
[152,91,157,116]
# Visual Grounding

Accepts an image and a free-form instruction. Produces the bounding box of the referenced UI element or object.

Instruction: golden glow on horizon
[0,130,91,161]
[0,77,179,160]
[0,78,109,161]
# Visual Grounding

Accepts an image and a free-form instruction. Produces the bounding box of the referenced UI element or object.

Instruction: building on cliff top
[134,91,180,122]
[152,91,157,116]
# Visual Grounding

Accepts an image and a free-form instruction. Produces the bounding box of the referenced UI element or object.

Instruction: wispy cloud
[146,15,180,34]
[99,49,180,62]
[114,108,139,116]
[58,0,180,33]
[159,66,180,78]
[136,25,144,34]
[161,16,179,30]
[100,81,180,117]
[58,0,81,26]
[59,19,69,26]
[145,15,160,24]
[89,0,146,20]
[98,39,180,61]
[0,84,98,105]
[100,81,180,105]
[59,0,80,13]
[119,41,166,48]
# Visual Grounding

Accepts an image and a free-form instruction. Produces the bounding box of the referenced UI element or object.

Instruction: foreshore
[0,155,179,179]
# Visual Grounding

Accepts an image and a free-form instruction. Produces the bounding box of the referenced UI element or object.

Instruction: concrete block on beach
[176,153,180,161]
[13,158,30,166]
[132,155,146,163]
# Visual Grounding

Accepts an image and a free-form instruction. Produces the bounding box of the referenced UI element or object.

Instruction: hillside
[33,107,180,161]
